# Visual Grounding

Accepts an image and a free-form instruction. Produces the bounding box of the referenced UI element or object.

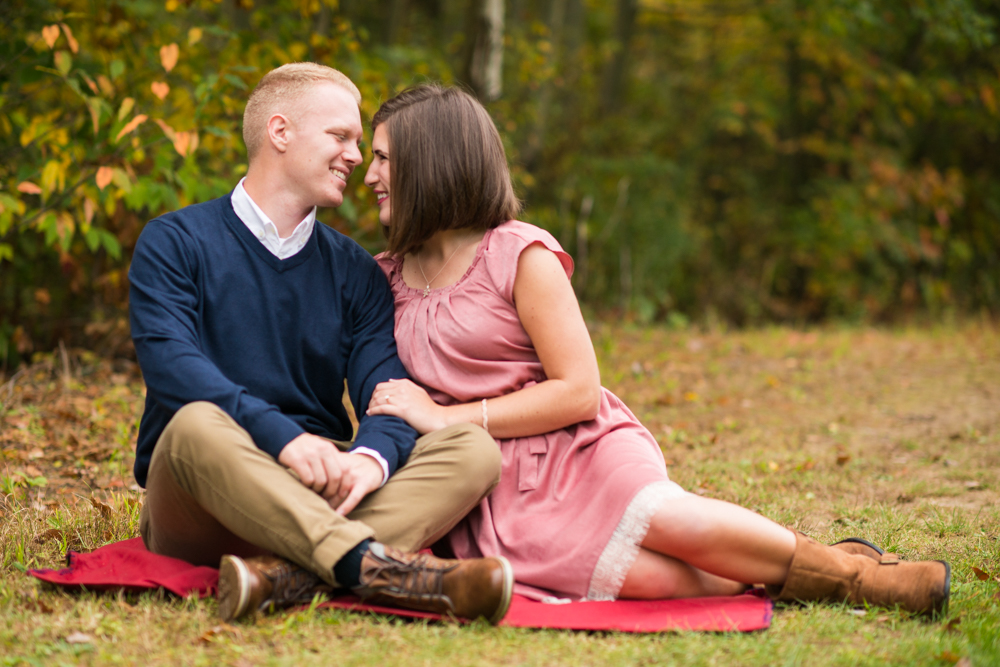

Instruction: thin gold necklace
[415,238,477,298]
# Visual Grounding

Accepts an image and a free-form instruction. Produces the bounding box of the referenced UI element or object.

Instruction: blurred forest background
[1,0,999,371]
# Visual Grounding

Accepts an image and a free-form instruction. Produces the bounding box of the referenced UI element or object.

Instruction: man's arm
[343,252,420,477]
[129,220,306,456]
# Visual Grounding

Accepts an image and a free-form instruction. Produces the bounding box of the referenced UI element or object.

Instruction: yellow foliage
[41,161,66,196]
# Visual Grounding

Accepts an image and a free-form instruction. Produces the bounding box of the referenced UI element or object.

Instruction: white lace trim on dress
[586,480,687,601]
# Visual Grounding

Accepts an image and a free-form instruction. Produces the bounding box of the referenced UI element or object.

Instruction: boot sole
[488,556,515,625]
[218,555,252,622]
[935,560,951,617]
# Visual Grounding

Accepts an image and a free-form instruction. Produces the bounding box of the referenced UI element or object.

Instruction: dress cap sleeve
[484,220,574,304]
[374,251,401,282]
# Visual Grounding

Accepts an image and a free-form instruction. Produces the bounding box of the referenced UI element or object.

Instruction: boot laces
[371,552,459,604]
[264,563,322,607]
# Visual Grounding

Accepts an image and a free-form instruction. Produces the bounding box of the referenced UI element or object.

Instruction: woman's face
[364,124,391,226]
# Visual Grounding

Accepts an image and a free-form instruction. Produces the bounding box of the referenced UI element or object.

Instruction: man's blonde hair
[243,62,362,162]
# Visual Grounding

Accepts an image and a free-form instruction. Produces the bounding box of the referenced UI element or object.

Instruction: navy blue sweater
[129,194,417,487]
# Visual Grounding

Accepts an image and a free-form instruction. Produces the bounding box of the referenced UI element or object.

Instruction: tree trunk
[387,0,407,45]
[599,0,637,114]
[463,0,506,101]
[522,0,567,170]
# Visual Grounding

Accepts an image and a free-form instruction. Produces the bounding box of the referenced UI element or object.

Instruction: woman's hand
[366,378,449,435]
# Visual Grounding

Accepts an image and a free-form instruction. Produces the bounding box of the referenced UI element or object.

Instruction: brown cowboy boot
[766,533,950,617]
[217,554,332,621]
[354,542,514,624]
[831,537,898,561]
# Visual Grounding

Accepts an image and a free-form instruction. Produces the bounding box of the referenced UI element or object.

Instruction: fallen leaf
[34,528,64,544]
[159,43,179,72]
[95,167,114,190]
[956,659,972,667]
[41,25,60,49]
[945,616,962,633]
[198,623,241,644]
[936,651,961,664]
[65,631,93,644]
[24,465,42,477]
[972,566,991,581]
[59,23,79,53]
[30,599,54,613]
[848,609,867,616]
[683,391,699,402]
[17,181,42,195]
[964,481,982,490]
[150,81,170,100]
[90,497,113,519]
[836,454,851,466]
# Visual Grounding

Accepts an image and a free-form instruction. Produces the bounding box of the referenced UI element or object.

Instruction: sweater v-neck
[221,194,318,273]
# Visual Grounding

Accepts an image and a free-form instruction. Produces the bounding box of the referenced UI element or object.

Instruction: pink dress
[377,221,685,600]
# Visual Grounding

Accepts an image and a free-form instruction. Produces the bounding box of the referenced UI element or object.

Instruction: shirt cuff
[350,447,390,487]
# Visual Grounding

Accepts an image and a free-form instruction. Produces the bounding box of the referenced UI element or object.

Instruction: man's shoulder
[149,194,233,235]
[314,223,378,266]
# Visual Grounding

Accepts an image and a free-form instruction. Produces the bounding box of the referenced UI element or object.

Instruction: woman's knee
[433,423,501,495]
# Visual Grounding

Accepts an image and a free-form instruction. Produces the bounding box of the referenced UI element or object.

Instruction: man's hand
[278,434,383,515]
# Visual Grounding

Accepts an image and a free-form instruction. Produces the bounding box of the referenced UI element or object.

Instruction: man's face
[283,81,363,208]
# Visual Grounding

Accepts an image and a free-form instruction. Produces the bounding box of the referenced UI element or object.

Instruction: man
[128,63,512,623]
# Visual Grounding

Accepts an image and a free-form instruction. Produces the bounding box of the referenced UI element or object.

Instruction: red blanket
[30,538,772,633]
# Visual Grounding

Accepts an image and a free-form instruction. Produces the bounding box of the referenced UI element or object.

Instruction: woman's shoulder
[482,221,574,302]
[374,251,402,280]
[488,220,564,252]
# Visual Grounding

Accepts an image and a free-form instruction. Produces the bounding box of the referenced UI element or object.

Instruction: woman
[363,84,949,614]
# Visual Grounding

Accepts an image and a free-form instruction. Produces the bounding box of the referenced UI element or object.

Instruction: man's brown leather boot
[766,533,950,617]
[354,542,514,624]
[218,554,332,621]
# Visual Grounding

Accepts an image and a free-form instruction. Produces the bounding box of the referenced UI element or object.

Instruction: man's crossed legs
[140,402,512,621]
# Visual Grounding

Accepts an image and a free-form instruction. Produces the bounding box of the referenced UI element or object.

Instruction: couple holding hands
[129,63,949,624]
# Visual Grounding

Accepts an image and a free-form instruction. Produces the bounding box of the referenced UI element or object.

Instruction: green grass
[2,324,999,665]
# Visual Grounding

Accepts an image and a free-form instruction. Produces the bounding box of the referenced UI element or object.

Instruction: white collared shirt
[230,179,390,487]
[232,178,316,259]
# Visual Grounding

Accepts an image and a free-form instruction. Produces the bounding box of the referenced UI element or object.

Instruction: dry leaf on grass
[198,623,242,644]
[65,631,93,644]
[25,597,54,614]
[90,497,113,519]
[34,528,64,544]
[972,566,991,581]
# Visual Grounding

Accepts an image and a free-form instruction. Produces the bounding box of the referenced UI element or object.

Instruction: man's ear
[265,113,291,154]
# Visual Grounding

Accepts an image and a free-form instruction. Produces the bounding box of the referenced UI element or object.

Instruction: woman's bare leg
[642,494,796,585]
[619,547,747,599]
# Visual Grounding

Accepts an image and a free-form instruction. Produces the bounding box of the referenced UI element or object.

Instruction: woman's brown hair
[372,84,521,257]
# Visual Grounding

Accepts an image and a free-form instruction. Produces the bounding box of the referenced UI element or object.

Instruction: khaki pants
[139,402,499,586]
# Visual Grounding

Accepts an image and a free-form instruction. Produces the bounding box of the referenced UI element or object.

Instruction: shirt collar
[231,178,317,251]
